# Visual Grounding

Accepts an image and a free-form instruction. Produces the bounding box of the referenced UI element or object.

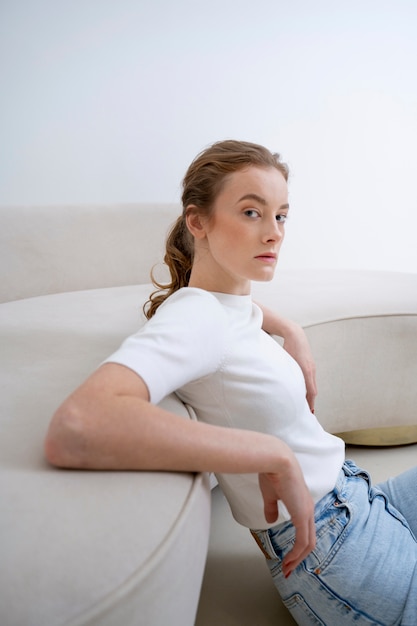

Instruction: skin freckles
[186,166,289,295]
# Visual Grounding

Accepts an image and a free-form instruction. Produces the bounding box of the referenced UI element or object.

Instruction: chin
[252,272,276,283]
[256,277,275,283]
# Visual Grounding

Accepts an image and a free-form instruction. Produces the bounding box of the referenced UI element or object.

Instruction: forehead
[216,166,288,202]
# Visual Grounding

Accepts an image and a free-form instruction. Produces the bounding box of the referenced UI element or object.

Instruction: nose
[262,217,284,243]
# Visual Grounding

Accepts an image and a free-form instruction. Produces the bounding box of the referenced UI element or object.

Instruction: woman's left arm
[257,302,317,413]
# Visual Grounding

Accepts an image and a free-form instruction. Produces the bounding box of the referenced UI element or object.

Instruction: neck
[188,263,251,296]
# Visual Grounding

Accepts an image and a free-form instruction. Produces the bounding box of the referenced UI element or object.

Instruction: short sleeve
[103,288,229,404]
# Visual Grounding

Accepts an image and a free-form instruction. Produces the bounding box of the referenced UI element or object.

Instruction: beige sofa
[1,204,416,626]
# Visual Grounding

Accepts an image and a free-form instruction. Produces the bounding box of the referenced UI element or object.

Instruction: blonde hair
[144,140,288,319]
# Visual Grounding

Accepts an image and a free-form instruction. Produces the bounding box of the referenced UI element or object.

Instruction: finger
[306,390,315,413]
[283,537,315,577]
[283,516,316,578]
[259,474,280,523]
[263,496,279,524]
[306,384,317,413]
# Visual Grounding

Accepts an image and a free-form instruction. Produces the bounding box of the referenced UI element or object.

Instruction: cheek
[207,218,246,245]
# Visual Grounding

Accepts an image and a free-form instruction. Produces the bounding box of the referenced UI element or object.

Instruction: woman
[45,140,417,625]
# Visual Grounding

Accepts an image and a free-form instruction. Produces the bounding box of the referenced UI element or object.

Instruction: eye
[243,209,260,218]
[276,214,288,223]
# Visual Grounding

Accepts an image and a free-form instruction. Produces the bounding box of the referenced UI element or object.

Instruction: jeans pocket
[283,593,326,626]
[266,499,352,576]
[305,499,352,573]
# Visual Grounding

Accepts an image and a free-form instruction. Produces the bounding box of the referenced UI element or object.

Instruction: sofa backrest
[0,203,180,302]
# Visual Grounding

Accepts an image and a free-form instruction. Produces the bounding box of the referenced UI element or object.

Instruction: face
[187,166,289,295]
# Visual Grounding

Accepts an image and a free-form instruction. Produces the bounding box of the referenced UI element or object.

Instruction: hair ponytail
[143,214,193,319]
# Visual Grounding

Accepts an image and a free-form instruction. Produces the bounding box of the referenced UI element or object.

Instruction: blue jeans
[251,460,417,625]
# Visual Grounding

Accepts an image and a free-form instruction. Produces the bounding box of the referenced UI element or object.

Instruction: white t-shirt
[104,287,345,529]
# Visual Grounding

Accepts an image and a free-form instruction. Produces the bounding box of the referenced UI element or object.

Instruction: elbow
[44,400,89,469]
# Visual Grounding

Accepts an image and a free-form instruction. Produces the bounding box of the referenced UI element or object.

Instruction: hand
[259,464,316,578]
[282,323,317,413]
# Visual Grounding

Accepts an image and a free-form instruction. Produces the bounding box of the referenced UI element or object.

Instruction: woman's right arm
[44,362,315,577]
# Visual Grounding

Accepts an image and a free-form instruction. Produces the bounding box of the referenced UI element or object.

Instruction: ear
[185,205,208,240]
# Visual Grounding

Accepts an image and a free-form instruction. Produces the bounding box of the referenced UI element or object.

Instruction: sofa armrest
[0,286,211,626]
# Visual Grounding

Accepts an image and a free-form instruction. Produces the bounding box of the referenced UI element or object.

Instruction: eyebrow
[238,193,289,211]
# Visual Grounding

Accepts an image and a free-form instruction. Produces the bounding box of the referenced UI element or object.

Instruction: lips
[255,253,277,262]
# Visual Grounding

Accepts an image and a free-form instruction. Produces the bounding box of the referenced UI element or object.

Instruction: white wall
[1,0,416,273]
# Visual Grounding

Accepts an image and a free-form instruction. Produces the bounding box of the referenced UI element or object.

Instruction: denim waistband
[314,459,370,517]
